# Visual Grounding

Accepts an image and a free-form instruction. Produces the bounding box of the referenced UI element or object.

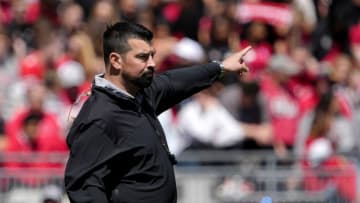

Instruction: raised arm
[146,46,252,115]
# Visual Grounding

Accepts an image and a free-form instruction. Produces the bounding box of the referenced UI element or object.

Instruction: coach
[64,21,251,203]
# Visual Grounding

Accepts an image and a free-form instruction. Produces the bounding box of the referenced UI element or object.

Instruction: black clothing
[64,63,221,203]
[0,117,4,135]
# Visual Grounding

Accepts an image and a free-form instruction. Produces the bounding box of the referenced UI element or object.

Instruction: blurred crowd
[1,0,360,201]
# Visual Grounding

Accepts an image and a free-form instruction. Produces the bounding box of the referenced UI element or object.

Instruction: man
[64,21,251,203]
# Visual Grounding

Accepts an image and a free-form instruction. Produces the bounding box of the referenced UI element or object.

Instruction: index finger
[240,46,252,58]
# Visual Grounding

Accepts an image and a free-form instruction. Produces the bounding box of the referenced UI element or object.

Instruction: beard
[135,69,154,88]
[124,67,154,89]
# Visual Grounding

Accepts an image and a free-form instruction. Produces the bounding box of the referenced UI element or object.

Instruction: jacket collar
[92,74,146,111]
[93,73,135,99]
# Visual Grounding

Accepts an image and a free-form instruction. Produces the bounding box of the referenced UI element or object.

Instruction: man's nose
[147,55,156,67]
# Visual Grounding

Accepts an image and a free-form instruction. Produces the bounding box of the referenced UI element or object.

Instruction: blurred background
[1,0,360,202]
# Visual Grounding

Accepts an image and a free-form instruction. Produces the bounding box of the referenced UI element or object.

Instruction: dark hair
[315,90,335,113]
[23,111,44,126]
[309,90,336,137]
[102,21,153,66]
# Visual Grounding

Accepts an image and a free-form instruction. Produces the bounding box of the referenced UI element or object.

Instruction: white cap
[173,37,205,63]
[57,61,85,88]
[268,54,300,76]
[307,138,333,167]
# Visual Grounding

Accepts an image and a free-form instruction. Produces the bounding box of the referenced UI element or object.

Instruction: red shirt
[260,74,301,146]
[5,109,68,168]
[288,77,318,115]
[303,155,357,203]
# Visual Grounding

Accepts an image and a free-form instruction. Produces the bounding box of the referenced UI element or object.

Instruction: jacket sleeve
[65,123,116,203]
[147,62,222,115]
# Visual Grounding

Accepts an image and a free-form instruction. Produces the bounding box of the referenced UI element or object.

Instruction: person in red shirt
[5,109,68,159]
[240,21,273,81]
[259,54,301,156]
[4,83,68,185]
[301,91,357,203]
[302,139,357,203]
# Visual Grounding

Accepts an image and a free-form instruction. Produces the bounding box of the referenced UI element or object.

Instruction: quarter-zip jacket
[64,63,221,203]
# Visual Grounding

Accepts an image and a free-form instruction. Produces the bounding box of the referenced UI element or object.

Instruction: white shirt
[177,98,245,148]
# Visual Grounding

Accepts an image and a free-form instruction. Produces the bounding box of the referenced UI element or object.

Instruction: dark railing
[0,150,356,203]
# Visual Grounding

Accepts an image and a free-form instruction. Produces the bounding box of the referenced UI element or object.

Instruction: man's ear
[109,52,122,70]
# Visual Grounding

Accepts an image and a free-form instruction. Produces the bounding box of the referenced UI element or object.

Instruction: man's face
[121,38,156,89]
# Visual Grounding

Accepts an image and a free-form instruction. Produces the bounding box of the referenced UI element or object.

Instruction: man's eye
[137,54,149,61]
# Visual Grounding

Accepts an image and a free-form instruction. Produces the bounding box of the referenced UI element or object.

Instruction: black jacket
[64,63,222,203]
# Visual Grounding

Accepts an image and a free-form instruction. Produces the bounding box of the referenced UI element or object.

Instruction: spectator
[202,0,228,18]
[259,54,302,157]
[205,16,234,62]
[58,2,85,36]
[288,46,321,114]
[151,19,178,72]
[0,29,20,119]
[86,0,118,57]
[89,0,118,24]
[296,90,354,158]
[67,31,103,82]
[165,0,203,40]
[318,54,354,122]
[176,83,272,152]
[156,36,206,71]
[296,87,355,156]
[4,19,64,119]
[74,0,97,21]
[4,83,68,171]
[6,0,36,48]
[219,74,273,150]
[299,91,339,158]
[310,0,332,60]
[116,0,139,22]
[302,138,357,203]
[327,0,360,57]
[55,60,87,123]
[240,21,273,80]
[293,0,317,38]
[37,0,62,26]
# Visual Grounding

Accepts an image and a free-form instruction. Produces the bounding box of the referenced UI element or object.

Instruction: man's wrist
[212,60,225,78]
